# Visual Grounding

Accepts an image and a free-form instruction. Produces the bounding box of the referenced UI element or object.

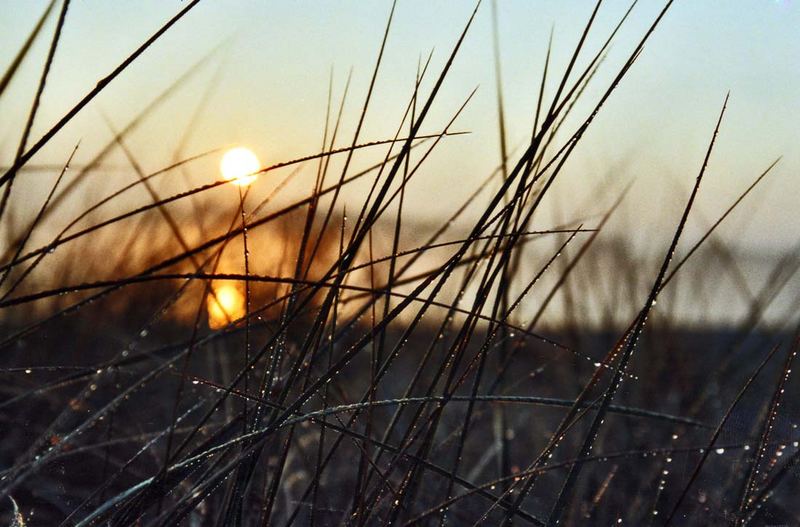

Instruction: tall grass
[1,1,798,526]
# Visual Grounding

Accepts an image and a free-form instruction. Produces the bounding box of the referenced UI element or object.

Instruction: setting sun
[220,147,260,186]
[207,282,246,329]
[5,2,800,523]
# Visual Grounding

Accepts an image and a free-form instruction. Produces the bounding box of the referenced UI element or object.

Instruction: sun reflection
[220,147,260,186]
[207,282,246,329]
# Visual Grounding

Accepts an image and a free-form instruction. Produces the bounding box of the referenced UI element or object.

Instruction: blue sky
[1,1,798,255]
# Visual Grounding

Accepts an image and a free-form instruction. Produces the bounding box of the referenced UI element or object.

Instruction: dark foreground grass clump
[1,2,798,526]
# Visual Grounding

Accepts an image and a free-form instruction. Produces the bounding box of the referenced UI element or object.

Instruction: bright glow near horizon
[207,282,246,329]
[220,147,260,186]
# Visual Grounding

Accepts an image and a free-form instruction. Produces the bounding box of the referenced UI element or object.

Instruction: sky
[1,0,798,259]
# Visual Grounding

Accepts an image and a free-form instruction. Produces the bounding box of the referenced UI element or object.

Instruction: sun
[220,147,260,186]
[207,282,246,329]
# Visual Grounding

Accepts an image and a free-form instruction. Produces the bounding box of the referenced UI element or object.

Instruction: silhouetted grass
[1,1,798,526]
